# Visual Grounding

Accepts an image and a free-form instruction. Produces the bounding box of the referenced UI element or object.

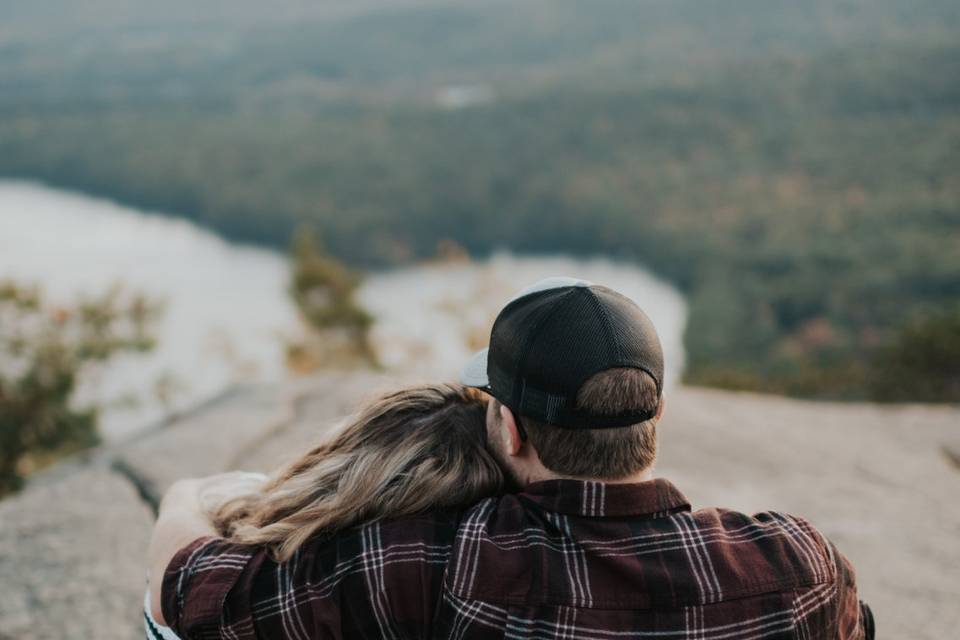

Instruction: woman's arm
[147,478,218,625]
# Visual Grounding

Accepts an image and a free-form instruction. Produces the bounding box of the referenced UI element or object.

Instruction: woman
[145,383,504,638]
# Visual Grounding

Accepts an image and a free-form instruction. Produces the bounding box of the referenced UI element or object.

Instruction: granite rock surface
[1,375,958,638]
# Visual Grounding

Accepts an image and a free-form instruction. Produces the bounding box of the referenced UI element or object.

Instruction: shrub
[0,280,160,497]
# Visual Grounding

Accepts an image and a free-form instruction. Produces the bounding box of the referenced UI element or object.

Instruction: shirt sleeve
[784,514,872,639]
[161,512,460,638]
[161,535,265,638]
[827,539,874,640]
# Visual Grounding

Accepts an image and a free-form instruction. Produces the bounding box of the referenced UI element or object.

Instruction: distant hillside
[2,0,959,105]
[0,0,958,398]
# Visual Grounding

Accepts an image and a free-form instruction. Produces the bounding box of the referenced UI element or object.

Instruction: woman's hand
[148,471,267,626]
[195,471,268,513]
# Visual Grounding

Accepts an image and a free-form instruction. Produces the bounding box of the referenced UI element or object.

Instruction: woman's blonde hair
[208,383,504,562]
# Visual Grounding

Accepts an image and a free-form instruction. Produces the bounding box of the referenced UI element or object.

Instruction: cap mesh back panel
[522,288,615,399]
[484,284,665,427]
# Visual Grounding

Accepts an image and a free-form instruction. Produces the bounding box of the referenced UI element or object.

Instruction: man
[149,277,874,639]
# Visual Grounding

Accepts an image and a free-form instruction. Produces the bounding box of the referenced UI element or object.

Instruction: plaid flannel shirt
[162,478,873,639]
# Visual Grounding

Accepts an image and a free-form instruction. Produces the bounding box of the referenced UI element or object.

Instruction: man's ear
[498,404,524,456]
[655,395,666,421]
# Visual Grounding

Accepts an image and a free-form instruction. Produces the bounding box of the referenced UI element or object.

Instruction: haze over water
[0,180,686,441]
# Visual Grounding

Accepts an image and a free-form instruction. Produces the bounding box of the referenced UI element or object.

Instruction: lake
[0,179,686,441]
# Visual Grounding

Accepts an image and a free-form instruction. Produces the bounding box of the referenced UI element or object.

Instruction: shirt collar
[519,478,691,518]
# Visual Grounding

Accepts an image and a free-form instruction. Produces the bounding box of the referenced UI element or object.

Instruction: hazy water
[357,255,687,390]
[0,180,686,441]
[0,180,298,441]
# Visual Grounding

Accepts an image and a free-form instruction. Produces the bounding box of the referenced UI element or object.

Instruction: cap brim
[459,348,490,388]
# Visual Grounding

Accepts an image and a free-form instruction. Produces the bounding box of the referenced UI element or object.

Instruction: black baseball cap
[460,277,664,429]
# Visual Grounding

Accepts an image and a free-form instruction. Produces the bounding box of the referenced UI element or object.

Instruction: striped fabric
[162,479,872,639]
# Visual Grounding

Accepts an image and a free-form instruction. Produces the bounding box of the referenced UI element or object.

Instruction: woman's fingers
[196,471,269,511]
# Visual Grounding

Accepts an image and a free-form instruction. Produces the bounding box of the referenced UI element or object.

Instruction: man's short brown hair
[499,367,660,479]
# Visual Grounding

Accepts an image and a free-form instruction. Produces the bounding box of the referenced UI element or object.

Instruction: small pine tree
[288,227,376,369]
[869,308,960,403]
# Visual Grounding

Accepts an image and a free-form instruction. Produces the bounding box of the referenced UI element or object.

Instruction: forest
[1,0,957,399]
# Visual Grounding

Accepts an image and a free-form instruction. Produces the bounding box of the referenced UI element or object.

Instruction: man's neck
[509,440,656,487]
